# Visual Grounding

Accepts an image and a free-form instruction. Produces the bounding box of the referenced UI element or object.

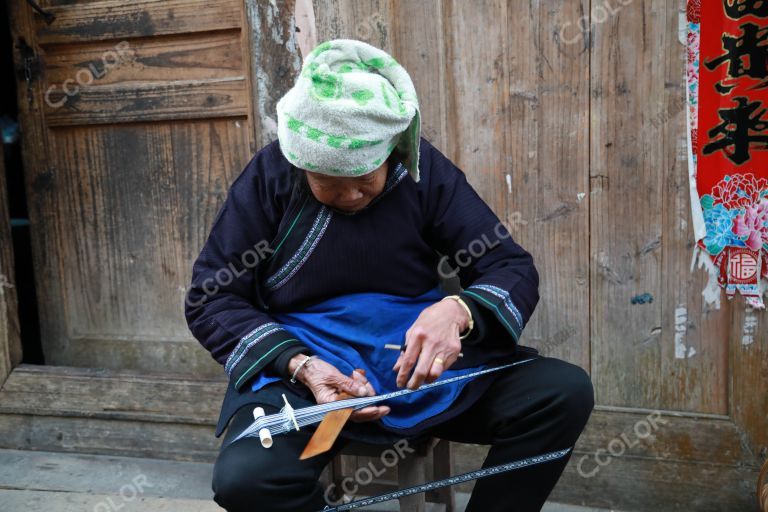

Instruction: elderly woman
[185,39,593,512]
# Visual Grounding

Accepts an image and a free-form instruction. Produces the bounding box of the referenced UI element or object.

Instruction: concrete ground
[0,449,619,512]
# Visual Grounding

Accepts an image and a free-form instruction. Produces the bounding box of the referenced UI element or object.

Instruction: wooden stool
[323,437,456,511]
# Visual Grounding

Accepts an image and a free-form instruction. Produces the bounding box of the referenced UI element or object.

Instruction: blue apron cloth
[250,286,485,431]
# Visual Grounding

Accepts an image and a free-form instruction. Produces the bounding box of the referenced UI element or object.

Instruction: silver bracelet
[290,355,314,384]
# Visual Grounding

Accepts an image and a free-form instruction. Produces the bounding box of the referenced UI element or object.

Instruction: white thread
[282,394,300,432]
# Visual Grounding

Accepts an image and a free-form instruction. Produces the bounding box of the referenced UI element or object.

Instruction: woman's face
[304,160,389,213]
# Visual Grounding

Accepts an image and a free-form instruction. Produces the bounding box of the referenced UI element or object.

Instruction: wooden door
[7,0,257,376]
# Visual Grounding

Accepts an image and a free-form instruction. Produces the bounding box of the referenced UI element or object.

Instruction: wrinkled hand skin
[393,299,469,390]
[290,355,390,422]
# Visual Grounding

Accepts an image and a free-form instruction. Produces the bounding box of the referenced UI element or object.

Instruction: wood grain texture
[552,452,759,512]
[0,414,220,462]
[657,3,730,416]
[316,0,591,368]
[730,305,768,467]
[35,0,243,45]
[589,0,731,415]
[0,144,22,388]
[43,31,245,86]
[245,0,303,149]
[0,365,223,461]
[9,0,255,376]
[496,0,590,368]
[590,0,664,409]
[0,448,216,500]
[314,0,392,51]
[389,0,448,148]
[44,77,250,126]
[553,407,760,511]
[0,365,225,425]
[37,120,250,375]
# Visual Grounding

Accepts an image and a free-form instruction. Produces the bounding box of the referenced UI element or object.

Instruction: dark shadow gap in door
[1,1,43,365]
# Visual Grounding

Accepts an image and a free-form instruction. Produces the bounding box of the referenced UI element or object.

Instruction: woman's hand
[393,299,469,390]
[288,355,390,422]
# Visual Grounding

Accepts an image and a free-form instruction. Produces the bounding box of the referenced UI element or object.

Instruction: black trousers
[211,356,594,512]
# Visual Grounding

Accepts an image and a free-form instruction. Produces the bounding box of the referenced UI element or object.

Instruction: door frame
[0,142,22,389]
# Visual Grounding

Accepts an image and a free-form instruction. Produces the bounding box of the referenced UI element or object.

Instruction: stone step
[0,448,616,511]
[0,490,222,512]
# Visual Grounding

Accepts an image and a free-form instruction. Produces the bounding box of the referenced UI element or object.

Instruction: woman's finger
[396,338,422,388]
[424,352,447,384]
[431,347,461,381]
[351,369,376,396]
[407,348,440,390]
[350,406,390,422]
[330,372,368,397]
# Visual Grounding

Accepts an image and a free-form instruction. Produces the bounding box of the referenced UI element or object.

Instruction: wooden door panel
[496,0,591,369]
[42,26,250,126]
[42,120,249,372]
[44,78,249,126]
[589,0,730,415]
[43,32,245,85]
[34,0,242,45]
[587,0,763,509]
[730,306,768,461]
[9,0,256,375]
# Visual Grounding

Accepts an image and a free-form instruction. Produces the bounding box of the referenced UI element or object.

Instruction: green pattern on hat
[284,113,383,151]
[351,89,375,105]
[310,69,343,101]
[276,39,421,182]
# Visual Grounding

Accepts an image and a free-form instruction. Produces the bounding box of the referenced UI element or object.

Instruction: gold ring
[433,357,445,365]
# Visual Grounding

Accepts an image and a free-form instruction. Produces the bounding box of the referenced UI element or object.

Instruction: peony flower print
[711,174,768,210]
[732,198,768,252]
[703,203,743,255]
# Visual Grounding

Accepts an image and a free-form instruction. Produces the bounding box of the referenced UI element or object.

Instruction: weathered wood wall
[247,1,763,509]
[2,0,764,510]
